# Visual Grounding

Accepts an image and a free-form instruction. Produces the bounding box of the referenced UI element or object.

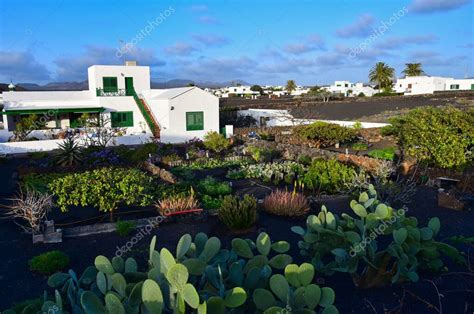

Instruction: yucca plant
[55,137,83,167]
[263,189,310,217]
[156,188,199,215]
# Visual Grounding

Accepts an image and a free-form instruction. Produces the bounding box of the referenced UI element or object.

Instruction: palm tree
[369,62,395,91]
[402,63,425,77]
[286,80,297,93]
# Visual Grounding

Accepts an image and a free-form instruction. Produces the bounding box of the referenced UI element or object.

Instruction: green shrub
[116,220,136,236]
[246,145,280,162]
[218,195,258,230]
[197,176,232,196]
[29,151,49,160]
[294,121,357,147]
[389,106,474,169]
[21,173,67,194]
[297,155,312,165]
[161,153,182,164]
[203,131,230,153]
[352,142,368,151]
[303,159,356,194]
[48,167,153,214]
[115,143,158,164]
[380,124,399,136]
[230,161,306,184]
[368,147,396,161]
[29,250,70,275]
[201,194,224,210]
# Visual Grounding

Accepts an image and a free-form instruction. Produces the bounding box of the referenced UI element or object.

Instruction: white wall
[0,134,153,155]
[445,78,474,91]
[97,97,150,134]
[238,109,389,128]
[162,88,219,143]
[394,76,452,95]
[88,65,151,91]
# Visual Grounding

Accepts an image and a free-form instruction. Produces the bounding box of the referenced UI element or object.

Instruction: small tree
[307,86,331,102]
[250,84,264,95]
[5,189,53,233]
[12,114,46,141]
[286,80,297,93]
[80,114,125,148]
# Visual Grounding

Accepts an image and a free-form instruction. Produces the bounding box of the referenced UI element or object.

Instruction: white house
[325,81,376,97]
[291,86,310,96]
[1,62,220,145]
[394,76,452,95]
[444,78,474,91]
[221,85,260,98]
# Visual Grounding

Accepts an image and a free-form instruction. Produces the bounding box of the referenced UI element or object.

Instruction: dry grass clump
[263,190,309,217]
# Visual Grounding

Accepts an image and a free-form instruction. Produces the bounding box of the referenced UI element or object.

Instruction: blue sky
[0,0,473,85]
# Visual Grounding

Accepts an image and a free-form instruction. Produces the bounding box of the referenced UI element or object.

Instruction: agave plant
[55,137,83,167]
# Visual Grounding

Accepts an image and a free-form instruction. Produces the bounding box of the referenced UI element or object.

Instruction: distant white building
[291,86,310,96]
[325,81,376,97]
[221,85,260,98]
[1,62,219,144]
[394,76,452,95]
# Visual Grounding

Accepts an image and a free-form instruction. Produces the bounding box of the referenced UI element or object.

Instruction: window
[450,84,460,90]
[103,77,118,92]
[471,84,474,90]
[111,111,134,127]
[186,111,204,131]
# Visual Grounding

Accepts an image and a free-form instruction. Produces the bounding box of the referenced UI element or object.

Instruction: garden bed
[1,186,473,313]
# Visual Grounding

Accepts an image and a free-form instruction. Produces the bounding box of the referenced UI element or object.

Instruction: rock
[438,189,465,210]
[143,160,177,184]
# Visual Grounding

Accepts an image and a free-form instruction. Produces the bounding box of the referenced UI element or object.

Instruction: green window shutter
[186,111,204,131]
[111,111,133,127]
[103,77,118,92]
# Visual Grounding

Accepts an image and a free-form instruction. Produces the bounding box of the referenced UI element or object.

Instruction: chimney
[125,61,137,66]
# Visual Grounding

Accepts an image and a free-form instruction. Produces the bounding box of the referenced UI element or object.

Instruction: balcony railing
[96,88,134,97]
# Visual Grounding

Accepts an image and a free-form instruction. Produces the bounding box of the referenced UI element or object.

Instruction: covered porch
[3,107,105,132]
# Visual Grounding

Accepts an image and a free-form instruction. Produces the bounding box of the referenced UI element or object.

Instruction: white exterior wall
[445,78,474,91]
[161,89,219,143]
[88,65,151,91]
[0,134,152,155]
[97,97,149,134]
[238,109,389,128]
[394,76,452,95]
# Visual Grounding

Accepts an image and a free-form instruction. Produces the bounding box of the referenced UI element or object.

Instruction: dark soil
[220,92,473,122]
[1,158,473,313]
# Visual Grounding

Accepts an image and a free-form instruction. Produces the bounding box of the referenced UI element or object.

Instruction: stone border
[62,215,165,238]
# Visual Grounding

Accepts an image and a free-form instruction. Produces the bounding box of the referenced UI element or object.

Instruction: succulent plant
[33,231,335,313]
[293,186,465,288]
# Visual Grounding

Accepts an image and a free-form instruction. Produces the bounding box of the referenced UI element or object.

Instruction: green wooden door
[125,77,134,96]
